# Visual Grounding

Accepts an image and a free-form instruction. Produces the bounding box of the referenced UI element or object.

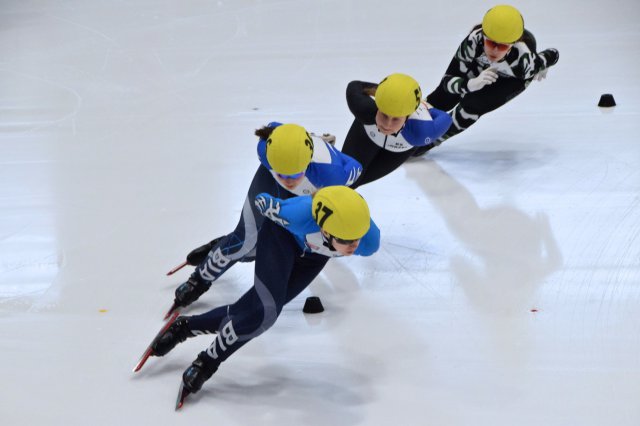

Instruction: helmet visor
[483,35,512,52]
[331,235,361,245]
[276,171,305,180]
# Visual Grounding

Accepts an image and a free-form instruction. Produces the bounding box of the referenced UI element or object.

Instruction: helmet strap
[320,230,337,252]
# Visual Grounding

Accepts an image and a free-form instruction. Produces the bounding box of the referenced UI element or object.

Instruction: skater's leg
[188,220,299,363]
[179,220,305,393]
[284,253,329,304]
[173,166,293,308]
[355,149,415,187]
[443,77,527,143]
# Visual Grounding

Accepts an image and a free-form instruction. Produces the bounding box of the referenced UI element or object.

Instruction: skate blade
[132,311,180,373]
[163,303,180,320]
[175,381,191,410]
[133,347,153,373]
[166,261,188,276]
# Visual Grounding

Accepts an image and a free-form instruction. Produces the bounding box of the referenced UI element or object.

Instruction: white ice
[1,0,639,425]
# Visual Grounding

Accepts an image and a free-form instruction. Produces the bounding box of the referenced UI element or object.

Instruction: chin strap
[320,232,337,252]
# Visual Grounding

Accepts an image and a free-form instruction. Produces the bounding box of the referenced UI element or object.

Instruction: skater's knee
[259,303,281,332]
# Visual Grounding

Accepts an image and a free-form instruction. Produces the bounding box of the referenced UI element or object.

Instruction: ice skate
[175,352,220,409]
[183,352,219,394]
[151,316,193,356]
[166,237,222,276]
[164,274,212,319]
[134,312,181,372]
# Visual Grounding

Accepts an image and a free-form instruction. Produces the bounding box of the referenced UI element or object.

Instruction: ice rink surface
[1,0,639,424]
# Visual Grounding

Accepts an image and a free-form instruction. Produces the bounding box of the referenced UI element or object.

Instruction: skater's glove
[541,48,559,67]
[467,68,498,92]
[255,194,272,216]
[533,69,548,82]
[320,133,336,146]
[255,194,289,226]
[310,132,336,146]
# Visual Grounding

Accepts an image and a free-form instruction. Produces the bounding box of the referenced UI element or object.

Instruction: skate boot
[182,352,220,393]
[186,236,222,266]
[166,237,224,276]
[174,274,212,308]
[151,316,193,356]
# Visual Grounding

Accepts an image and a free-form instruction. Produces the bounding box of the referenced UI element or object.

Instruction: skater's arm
[256,122,283,169]
[319,147,363,187]
[305,140,363,188]
[255,193,315,235]
[402,105,453,146]
[346,80,378,124]
[335,150,363,187]
[438,29,483,95]
[517,48,559,80]
[355,219,380,256]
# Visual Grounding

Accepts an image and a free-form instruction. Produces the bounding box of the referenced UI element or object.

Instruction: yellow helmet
[312,186,371,241]
[375,73,422,117]
[482,5,524,44]
[266,124,314,175]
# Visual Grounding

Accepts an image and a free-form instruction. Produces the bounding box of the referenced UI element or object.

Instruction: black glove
[541,48,559,67]
[186,237,222,266]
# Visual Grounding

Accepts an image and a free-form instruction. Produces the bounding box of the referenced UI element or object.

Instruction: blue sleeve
[354,219,381,256]
[255,193,317,236]
[428,108,453,139]
[402,108,452,146]
[257,139,271,169]
[334,150,363,187]
[306,144,363,187]
[256,122,283,169]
